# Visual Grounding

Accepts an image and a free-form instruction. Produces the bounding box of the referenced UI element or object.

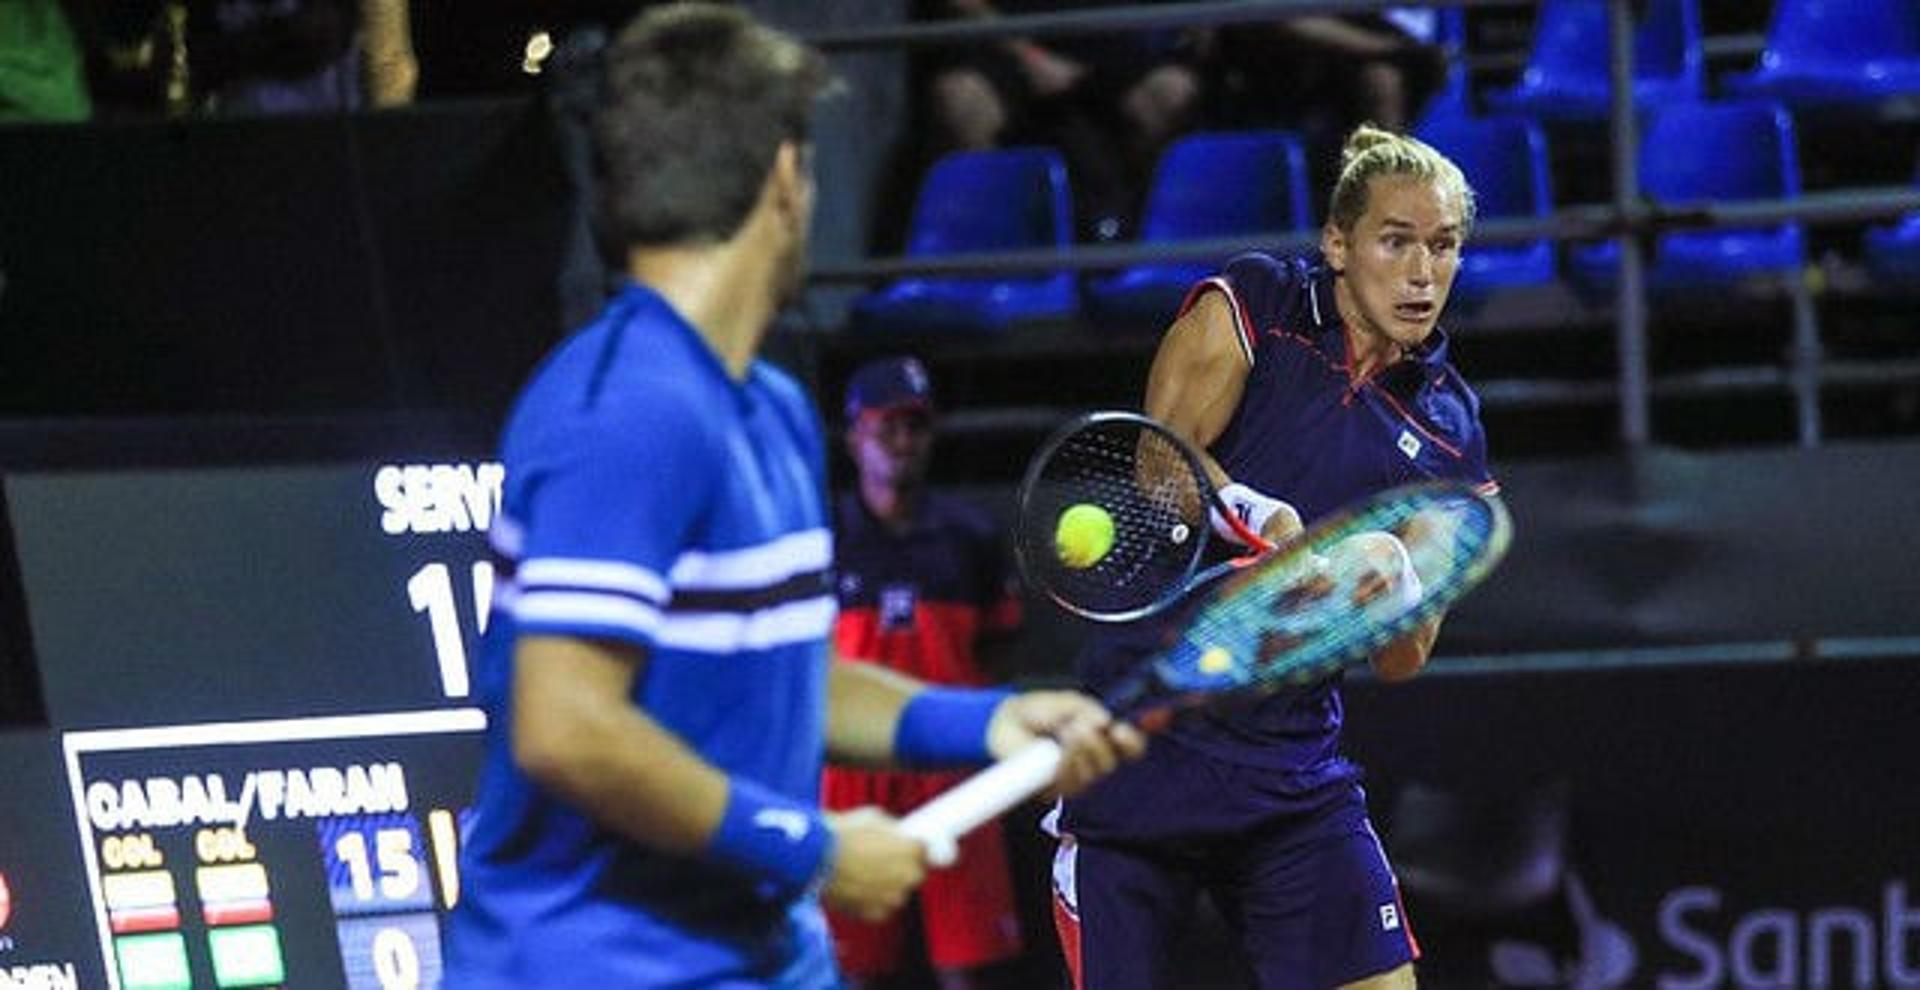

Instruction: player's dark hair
[596,4,835,248]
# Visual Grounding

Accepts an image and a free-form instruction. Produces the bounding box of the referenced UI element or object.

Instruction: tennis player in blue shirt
[442,7,1144,987]
[1047,125,1498,990]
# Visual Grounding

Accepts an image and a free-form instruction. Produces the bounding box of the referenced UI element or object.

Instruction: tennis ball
[1055,503,1115,569]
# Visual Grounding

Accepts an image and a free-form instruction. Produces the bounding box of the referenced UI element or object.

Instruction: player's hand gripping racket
[1013,410,1276,623]
[901,477,1511,865]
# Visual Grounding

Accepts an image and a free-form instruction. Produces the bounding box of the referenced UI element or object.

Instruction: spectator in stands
[0,0,92,122]
[73,0,415,116]
[1204,9,1446,196]
[883,0,1205,245]
[824,356,1031,988]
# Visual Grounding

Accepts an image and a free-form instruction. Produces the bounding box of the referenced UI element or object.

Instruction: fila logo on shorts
[1379,904,1401,931]
[1397,430,1422,461]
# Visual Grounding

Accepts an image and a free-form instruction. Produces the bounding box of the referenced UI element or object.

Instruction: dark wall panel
[0,101,573,419]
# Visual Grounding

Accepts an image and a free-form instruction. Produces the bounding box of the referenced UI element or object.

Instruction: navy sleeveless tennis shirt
[1072,250,1496,809]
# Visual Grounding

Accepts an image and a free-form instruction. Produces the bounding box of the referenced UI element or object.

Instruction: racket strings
[1160,491,1506,694]
[1025,421,1207,615]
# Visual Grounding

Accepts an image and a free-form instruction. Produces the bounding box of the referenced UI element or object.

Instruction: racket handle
[898,738,1064,867]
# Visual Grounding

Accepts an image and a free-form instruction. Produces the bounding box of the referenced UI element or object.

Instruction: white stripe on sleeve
[518,558,670,604]
[654,595,837,653]
[511,591,663,637]
[668,529,832,590]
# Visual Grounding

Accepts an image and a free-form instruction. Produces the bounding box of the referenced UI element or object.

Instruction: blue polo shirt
[1067,251,1495,833]
[446,282,840,987]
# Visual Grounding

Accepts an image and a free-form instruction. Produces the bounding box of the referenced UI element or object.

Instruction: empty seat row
[851,133,1314,335]
[852,99,1920,336]
[1436,0,1920,125]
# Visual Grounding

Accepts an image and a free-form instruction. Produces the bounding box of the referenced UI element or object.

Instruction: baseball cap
[844,357,934,420]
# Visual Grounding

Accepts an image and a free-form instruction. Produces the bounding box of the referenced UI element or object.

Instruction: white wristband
[1212,482,1287,545]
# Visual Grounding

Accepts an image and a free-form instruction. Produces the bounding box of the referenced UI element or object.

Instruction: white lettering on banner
[3,963,79,990]
[85,764,409,832]
[1657,881,1920,989]
[374,462,504,536]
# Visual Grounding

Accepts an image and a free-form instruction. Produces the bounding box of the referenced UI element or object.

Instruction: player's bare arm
[1368,501,1465,681]
[1146,290,1304,544]
[513,635,927,922]
[827,653,1145,793]
[824,658,925,766]
[510,635,728,853]
[1145,291,1251,479]
[1372,617,1440,682]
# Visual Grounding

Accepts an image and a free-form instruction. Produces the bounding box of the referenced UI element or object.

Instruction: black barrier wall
[1433,440,1920,654]
[0,102,572,418]
[1344,658,1920,990]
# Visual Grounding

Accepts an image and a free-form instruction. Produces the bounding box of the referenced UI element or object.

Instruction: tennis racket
[902,479,1511,865]
[1014,410,1274,623]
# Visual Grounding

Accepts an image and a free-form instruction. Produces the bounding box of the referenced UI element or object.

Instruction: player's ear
[1321,221,1347,275]
[769,140,812,225]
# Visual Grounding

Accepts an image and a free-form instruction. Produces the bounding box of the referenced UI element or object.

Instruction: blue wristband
[893,687,1013,767]
[709,778,835,901]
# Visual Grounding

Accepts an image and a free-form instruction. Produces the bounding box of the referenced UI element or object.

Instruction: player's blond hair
[1327,124,1476,234]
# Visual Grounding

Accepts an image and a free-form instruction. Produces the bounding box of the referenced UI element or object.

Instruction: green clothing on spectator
[0,0,91,122]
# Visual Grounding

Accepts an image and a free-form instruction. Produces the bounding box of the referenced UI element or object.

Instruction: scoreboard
[1,456,502,990]
[63,712,483,990]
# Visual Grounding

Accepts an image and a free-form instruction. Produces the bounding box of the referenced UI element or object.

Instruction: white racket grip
[899,738,1064,867]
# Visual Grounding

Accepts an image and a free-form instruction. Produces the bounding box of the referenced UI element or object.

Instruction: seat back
[1417,115,1551,226]
[1136,131,1310,242]
[1415,7,1475,127]
[1638,0,1704,92]
[1639,100,1800,205]
[905,147,1072,257]
[1416,115,1556,296]
[1758,0,1920,69]
[1513,0,1605,92]
[1516,0,1701,95]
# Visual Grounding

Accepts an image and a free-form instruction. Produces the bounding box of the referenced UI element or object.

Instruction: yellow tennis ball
[1055,503,1115,569]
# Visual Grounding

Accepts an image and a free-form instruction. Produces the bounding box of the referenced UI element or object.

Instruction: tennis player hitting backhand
[1047,126,1500,989]
[441,6,1145,987]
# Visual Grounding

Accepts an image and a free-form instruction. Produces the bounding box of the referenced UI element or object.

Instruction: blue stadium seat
[1413,8,1474,130]
[850,147,1076,335]
[1483,0,1703,121]
[1722,0,1920,109]
[1414,115,1556,305]
[1083,131,1310,331]
[1865,212,1920,285]
[1569,101,1805,292]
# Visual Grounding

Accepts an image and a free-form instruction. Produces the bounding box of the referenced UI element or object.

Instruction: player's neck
[1333,286,1405,381]
[860,479,922,532]
[626,242,779,379]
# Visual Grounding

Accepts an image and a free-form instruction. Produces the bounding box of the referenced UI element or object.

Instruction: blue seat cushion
[1451,243,1558,305]
[1570,228,1805,291]
[1083,264,1214,330]
[1724,60,1920,106]
[1865,215,1920,283]
[850,275,1077,335]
